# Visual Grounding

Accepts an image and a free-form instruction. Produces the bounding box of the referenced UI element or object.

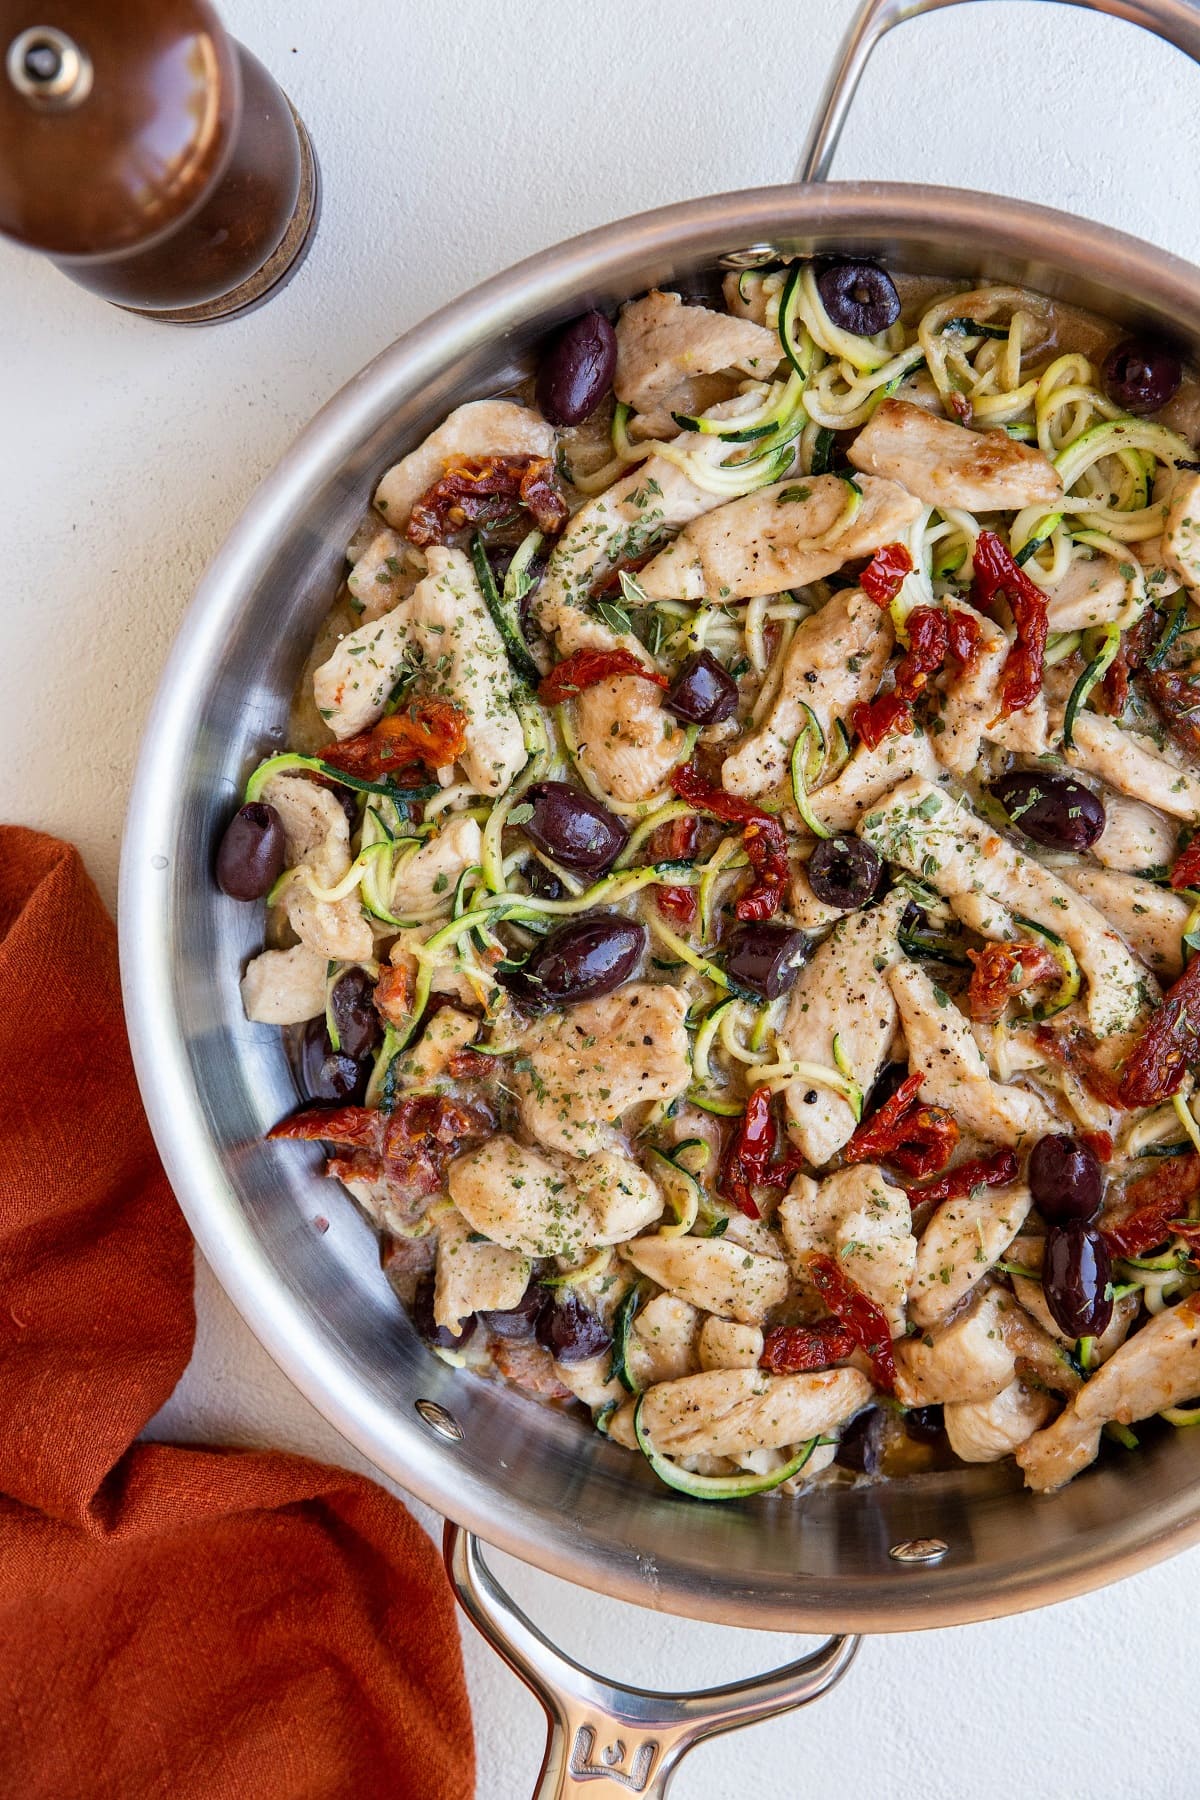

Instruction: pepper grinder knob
[0,1,319,323]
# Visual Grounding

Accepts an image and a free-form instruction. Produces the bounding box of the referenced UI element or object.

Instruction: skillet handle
[797,0,1200,183]
[444,1524,859,1798]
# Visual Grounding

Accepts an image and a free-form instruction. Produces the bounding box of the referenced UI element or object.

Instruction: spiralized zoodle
[219,253,1200,1502]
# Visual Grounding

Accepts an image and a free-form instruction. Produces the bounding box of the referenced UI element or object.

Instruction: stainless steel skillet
[119,1,1200,1791]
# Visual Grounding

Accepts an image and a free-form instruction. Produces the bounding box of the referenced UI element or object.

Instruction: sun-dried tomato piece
[647,815,699,861]
[320,699,468,780]
[373,964,412,1028]
[860,542,913,607]
[269,1105,384,1151]
[966,940,1061,1022]
[852,605,949,748]
[760,1318,859,1375]
[1170,838,1200,892]
[1102,1155,1200,1258]
[805,1252,897,1394]
[717,1084,801,1219]
[972,529,1048,715]
[1081,1130,1114,1165]
[1145,669,1200,759]
[1118,953,1200,1109]
[1033,1025,1125,1109]
[446,1047,495,1080]
[946,608,982,668]
[269,1093,491,1203]
[843,1072,958,1179]
[852,691,914,749]
[907,1149,1018,1209]
[657,885,698,925]
[672,761,790,921]
[538,648,668,704]
[406,454,568,546]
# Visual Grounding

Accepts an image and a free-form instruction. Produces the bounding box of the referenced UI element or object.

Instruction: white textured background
[5,2,1200,1794]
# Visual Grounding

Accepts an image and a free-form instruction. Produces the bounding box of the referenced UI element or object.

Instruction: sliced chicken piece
[889,961,1054,1147]
[858,776,1153,1036]
[448,1136,661,1259]
[389,816,482,915]
[1060,867,1191,981]
[721,589,893,798]
[1163,468,1200,590]
[240,943,328,1025]
[1042,555,1128,634]
[894,1288,1017,1405]
[944,1381,1056,1463]
[516,985,691,1159]
[1017,1294,1200,1492]
[614,289,780,418]
[554,1350,625,1411]
[627,1293,701,1387]
[260,771,374,962]
[909,1183,1032,1328]
[806,729,941,834]
[622,1234,789,1326]
[697,1317,764,1371]
[395,1006,479,1084]
[637,1365,871,1459]
[1067,711,1200,822]
[847,398,1063,512]
[347,527,408,623]
[573,672,690,803]
[433,1206,530,1338]
[930,598,1008,778]
[311,599,419,742]
[1091,793,1176,875]
[637,473,925,602]
[777,1163,915,1338]
[778,888,909,1167]
[374,398,554,528]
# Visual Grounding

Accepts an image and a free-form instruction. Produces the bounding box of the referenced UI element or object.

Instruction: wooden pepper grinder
[0,0,319,322]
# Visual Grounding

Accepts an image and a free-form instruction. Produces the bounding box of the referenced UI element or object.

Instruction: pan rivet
[415,1398,464,1442]
[718,244,782,270]
[889,1537,948,1564]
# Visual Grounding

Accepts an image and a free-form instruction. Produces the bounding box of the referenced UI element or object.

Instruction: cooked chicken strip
[572,669,690,803]
[1042,555,1128,634]
[448,1136,662,1259]
[930,598,1008,778]
[720,589,893,798]
[260,771,374,962]
[516,985,691,1158]
[1067,711,1200,822]
[697,1317,764,1371]
[1017,1295,1200,1492]
[240,943,328,1025]
[389,817,483,915]
[637,473,925,602]
[434,1207,530,1338]
[637,1366,871,1460]
[623,1234,789,1325]
[1060,867,1191,980]
[614,289,781,417]
[894,1289,1017,1405]
[807,730,940,834]
[858,776,1153,1036]
[1090,793,1176,875]
[889,961,1055,1147]
[778,888,909,1167]
[374,398,554,527]
[909,1184,1032,1328]
[944,1381,1056,1463]
[347,527,408,623]
[395,1007,479,1084]
[847,398,1063,512]
[312,600,418,742]
[777,1164,915,1338]
[1163,468,1200,590]
[627,1293,701,1387]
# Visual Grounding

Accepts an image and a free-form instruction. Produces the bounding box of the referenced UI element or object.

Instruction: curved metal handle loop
[444,1524,859,1798]
[797,0,1200,183]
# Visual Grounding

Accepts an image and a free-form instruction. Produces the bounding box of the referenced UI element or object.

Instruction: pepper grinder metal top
[0,0,319,322]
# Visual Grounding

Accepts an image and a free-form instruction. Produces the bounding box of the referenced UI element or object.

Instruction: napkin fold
[0,828,474,1799]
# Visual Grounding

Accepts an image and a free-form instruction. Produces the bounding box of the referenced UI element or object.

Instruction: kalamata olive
[991,769,1105,851]
[412,1275,477,1352]
[1043,1223,1114,1339]
[329,967,382,1062]
[481,1281,549,1340]
[1102,337,1182,416]
[724,921,807,1000]
[216,801,286,900]
[816,259,900,337]
[807,835,883,910]
[1029,1134,1103,1225]
[903,1404,945,1444]
[834,1406,886,1473]
[298,1016,365,1104]
[500,912,646,1010]
[535,1289,612,1362]
[523,781,629,875]
[526,860,566,901]
[665,650,739,725]
[536,311,618,427]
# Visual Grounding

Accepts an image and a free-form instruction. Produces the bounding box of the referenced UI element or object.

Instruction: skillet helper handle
[444,1524,859,1799]
[797,0,1200,183]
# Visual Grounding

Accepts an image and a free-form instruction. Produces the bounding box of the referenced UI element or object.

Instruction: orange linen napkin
[0,828,475,1800]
